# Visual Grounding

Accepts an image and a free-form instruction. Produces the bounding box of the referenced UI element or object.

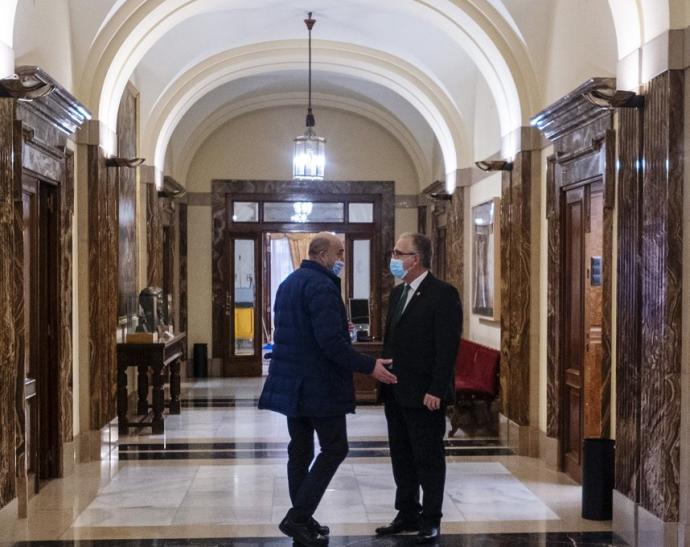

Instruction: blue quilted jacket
[258,260,375,417]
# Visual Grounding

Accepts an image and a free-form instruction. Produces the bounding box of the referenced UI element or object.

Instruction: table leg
[152,364,165,434]
[117,364,129,435]
[137,364,149,415]
[170,358,181,414]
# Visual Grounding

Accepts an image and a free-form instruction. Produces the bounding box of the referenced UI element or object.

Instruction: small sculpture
[135,287,163,332]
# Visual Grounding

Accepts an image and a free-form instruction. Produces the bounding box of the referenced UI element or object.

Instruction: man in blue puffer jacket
[259,232,397,547]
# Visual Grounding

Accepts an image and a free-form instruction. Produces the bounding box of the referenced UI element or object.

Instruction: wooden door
[560,181,604,482]
[224,233,262,375]
[561,185,585,482]
[22,175,59,491]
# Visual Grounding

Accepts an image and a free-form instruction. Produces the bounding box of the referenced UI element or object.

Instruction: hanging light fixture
[293,11,326,180]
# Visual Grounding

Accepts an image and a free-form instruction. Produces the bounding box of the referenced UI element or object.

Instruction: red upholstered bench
[447,338,500,437]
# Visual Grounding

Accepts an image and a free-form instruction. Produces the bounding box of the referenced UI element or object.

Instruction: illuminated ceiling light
[292,11,326,181]
[291,201,313,223]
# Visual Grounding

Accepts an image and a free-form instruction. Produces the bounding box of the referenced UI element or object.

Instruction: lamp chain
[305,12,315,128]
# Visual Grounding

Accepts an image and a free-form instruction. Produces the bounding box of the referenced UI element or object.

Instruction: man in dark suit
[258,232,396,547]
[375,232,462,544]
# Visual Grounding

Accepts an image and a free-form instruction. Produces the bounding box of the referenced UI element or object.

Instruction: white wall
[466,173,502,349]
[13,0,74,91]
[543,0,618,107]
[185,105,420,356]
[473,75,502,162]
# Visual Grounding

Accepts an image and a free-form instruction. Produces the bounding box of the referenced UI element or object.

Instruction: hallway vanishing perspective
[1,1,690,546]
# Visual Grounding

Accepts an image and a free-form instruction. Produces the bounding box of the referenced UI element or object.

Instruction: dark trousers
[384,399,447,525]
[286,415,349,522]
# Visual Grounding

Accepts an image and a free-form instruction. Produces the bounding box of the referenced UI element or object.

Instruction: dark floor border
[7,531,628,546]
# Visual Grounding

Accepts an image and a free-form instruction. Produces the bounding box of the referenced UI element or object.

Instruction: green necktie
[391,284,411,326]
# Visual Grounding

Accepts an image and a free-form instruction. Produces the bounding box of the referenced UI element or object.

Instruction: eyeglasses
[390,249,417,259]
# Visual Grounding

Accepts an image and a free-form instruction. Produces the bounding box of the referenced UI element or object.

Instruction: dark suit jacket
[382,272,462,407]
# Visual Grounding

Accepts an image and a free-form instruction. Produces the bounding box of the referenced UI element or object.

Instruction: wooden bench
[447,338,500,437]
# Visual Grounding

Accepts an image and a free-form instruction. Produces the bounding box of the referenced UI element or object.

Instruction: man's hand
[423,393,441,411]
[371,359,397,384]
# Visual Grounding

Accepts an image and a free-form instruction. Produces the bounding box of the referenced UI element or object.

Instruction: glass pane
[349,203,374,223]
[233,202,259,222]
[352,239,371,300]
[264,202,344,223]
[234,239,255,356]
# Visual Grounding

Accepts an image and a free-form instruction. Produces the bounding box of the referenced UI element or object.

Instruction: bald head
[309,232,344,271]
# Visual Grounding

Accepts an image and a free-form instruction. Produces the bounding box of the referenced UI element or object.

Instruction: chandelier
[292,12,326,181]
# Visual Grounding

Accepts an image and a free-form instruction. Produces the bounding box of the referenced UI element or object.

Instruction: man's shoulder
[425,274,459,299]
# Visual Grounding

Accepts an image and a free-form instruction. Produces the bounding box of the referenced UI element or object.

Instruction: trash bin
[582,438,615,520]
[193,343,208,378]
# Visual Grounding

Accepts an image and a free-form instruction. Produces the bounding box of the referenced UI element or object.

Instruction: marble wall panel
[178,203,188,356]
[211,188,226,360]
[444,187,463,303]
[147,184,163,288]
[502,152,532,426]
[117,86,137,321]
[58,151,74,443]
[639,70,683,522]
[0,99,16,509]
[616,107,642,501]
[499,172,511,417]
[545,156,560,438]
[88,146,118,429]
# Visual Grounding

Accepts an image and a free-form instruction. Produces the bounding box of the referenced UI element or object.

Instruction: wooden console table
[117,332,186,434]
[353,341,383,404]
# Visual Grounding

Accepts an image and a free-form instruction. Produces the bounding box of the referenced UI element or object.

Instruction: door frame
[546,129,615,481]
[212,180,395,377]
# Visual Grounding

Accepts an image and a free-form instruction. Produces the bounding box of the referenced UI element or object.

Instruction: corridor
[0,379,622,546]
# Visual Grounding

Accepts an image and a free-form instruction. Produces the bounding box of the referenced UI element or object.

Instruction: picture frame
[471,197,501,321]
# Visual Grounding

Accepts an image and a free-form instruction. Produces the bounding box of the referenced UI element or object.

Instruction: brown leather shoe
[375,514,420,536]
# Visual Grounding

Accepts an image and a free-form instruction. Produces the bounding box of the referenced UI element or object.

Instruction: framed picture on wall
[471,197,501,321]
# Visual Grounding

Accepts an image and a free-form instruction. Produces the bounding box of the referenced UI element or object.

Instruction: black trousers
[286,415,349,522]
[384,399,447,525]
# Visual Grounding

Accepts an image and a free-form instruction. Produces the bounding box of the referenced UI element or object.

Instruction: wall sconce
[475,160,513,172]
[429,192,453,201]
[158,176,186,199]
[583,88,644,109]
[105,157,145,168]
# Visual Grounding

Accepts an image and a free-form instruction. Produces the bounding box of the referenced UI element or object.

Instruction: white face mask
[331,260,345,277]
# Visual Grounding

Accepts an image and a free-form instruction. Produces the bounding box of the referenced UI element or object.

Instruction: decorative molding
[395,194,418,208]
[530,78,616,141]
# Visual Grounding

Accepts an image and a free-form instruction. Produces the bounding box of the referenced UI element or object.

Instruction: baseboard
[499,414,536,456]
[613,489,681,547]
[60,440,76,478]
[538,431,559,470]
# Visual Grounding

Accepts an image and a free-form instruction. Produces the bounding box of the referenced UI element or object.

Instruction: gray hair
[308,233,336,258]
[399,232,432,269]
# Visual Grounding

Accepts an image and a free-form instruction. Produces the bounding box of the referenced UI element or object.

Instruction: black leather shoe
[309,516,330,536]
[416,525,440,544]
[279,516,329,547]
[375,514,420,536]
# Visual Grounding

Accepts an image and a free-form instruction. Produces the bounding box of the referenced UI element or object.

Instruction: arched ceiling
[5,0,681,189]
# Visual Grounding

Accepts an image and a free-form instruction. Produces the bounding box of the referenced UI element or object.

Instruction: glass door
[224,233,262,375]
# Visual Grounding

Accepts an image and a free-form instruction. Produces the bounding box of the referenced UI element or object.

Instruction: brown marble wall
[545,156,559,437]
[638,70,683,522]
[444,188,464,304]
[0,99,17,509]
[178,203,188,356]
[88,146,118,429]
[499,153,531,425]
[616,108,642,501]
[147,184,163,288]
[117,86,138,322]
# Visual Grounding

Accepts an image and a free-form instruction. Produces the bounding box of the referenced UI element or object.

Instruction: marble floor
[0,378,624,546]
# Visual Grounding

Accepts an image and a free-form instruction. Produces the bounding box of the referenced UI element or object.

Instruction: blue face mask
[389,258,407,279]
[331,260,345,277]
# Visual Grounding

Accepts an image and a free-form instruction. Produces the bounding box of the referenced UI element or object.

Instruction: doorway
[212,180,394,377]
[21,174,60,493]
[560,179,604,482]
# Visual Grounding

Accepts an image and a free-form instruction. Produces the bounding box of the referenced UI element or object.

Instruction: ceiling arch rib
[79,0,535,167]
[171,92,431,188]
[144,41,469,190]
